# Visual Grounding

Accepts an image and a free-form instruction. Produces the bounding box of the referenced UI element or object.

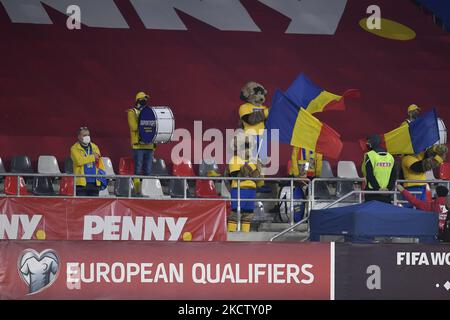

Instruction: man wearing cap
[401,104,421,126]
[127,92,156,193]
[361,135,397,203]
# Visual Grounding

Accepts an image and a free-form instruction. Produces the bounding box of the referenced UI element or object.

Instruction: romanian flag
[266,90,343,159]
[359,108,440,155]
[285,73,360,114]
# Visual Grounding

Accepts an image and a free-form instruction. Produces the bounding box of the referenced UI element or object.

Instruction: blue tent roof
[310,201,439,243]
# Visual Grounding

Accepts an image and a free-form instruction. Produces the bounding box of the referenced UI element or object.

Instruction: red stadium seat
[119,157,135,175]
[4,176,28,195]
[173,159,195,177]
[439,162,450,180]
[59,176,74,196]
[196,180,218,198]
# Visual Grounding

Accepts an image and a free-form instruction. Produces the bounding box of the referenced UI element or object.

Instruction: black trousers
[364,191,392,203]
[76,183,99,197]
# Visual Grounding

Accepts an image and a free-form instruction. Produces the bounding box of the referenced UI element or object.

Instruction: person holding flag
[401,144,447,202]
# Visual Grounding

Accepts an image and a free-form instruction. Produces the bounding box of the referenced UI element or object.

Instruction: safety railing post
[237,179,241,232]
[17,175,20,196]
[73,175,77,196]
[183,178,187,199]
[290,178,294,226]
[128,176,132,198]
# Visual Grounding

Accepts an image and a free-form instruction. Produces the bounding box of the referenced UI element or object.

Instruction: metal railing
[0,172,309,232]
[270,178,445,241]
[1,173,447,236]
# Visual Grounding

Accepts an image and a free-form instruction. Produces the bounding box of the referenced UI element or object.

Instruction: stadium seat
[5,176,28,195]
[173,159,195,177]
[114,177,134,197]
[313,160,334,199]
[195,179,218,198]
[32,177,55,196]
[119,157,134,175]
[220,180,231,198]
[10,155,33,173]
[64,157,73,174]
[152,158,169,176]
[169,179,190,198]
[141,178,169,198]
[101,157,115,176]
[38,155,61,174]
[321,160,334,178]
[59,176,74,196]
[198,159,220,176]
[337,161,360,179]
[0,157,6,175]
[439,163,450,180]
[336,161,360,199]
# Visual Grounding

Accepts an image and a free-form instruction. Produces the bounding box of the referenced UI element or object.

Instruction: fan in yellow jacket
[70,127,106,196]
[127,91,157,193]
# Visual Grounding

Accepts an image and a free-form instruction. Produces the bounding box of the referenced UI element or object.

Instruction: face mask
[82,136,91,145]
[138,99,147,107]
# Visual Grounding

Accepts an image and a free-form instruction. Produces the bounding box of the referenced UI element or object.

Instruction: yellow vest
[401,153,427,187]
[228,155,257,189]
[70,142,106,187]
[362,150,394,189]
[239,103,268,135]
[127,108,156,150]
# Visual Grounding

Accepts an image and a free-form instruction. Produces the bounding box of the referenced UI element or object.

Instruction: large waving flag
[266,90,343,159]
[359,108,440,155]
[285,73,360,114]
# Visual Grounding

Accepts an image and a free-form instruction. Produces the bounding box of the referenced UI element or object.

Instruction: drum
[437,117,447,145]
[138,106,175,144]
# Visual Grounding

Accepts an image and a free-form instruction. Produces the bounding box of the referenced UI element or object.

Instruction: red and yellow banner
[0,197,227,241]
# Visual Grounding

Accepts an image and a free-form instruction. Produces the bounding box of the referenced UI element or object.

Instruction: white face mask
[82,136,91,145]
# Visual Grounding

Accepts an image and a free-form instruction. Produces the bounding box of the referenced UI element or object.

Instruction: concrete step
[227,231,309,242]
[258,222,308,232]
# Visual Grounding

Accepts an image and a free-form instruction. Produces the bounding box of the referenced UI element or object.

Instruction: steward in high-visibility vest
[361,135,397,203]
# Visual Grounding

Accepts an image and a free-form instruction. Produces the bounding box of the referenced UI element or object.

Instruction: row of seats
[0,155,223,198]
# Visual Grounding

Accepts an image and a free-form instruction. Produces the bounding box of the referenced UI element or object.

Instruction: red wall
[0,0,449,175]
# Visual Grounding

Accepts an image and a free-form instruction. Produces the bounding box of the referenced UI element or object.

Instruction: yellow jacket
[127,108,156,150]
[70,142,105,187]
[401,153,426,187]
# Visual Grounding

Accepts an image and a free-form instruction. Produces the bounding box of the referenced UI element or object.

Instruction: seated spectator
[397,184,450,241]
[70,127,105,196]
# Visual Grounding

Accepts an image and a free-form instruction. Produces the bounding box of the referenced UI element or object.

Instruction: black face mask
[138,99,147,107]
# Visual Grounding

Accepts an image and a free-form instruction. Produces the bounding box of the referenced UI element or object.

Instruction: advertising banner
[0,197,227,241]
[335,243,450,300]
[0,241,332,300]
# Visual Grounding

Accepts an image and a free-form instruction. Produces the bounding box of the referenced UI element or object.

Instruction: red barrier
[0,241,331,300]
[0,197,227,241]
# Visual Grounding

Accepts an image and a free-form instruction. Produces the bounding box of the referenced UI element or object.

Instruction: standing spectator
[401,144,447,203]
[397,184,450,241]
[127,91,156,193]
[361,135,397,203]
[70,127,105,196]
[401,104,421,126]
